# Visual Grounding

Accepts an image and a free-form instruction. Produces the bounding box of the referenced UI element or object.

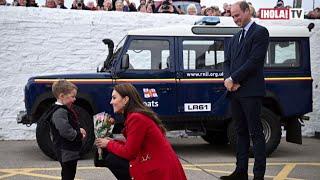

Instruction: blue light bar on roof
[194,16,221,25]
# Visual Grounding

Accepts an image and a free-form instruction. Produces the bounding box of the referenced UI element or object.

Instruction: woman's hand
[95,137,111,148]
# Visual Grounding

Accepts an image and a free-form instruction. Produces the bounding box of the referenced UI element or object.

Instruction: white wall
[0,6,319,140]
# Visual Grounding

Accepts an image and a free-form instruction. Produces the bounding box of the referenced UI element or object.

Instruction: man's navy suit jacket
[224,22,270,97]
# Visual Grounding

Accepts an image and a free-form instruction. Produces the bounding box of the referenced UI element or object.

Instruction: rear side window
[182,40,224,70]
[125,40,170,70]
[265,41,300,68]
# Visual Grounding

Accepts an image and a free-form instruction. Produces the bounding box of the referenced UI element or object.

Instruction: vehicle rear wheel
[201,130,229,145]
[36,106,94,160]
[227,107,281,157]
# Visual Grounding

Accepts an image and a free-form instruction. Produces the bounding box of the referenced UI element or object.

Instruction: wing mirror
[121,54,129,69]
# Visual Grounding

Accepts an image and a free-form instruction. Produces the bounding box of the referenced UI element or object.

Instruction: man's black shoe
[220,171,248,180]
[253,175,264,180]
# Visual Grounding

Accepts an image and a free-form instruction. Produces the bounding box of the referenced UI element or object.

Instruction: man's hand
[231,83,241,91]
[224,78,234,91]
[80,128,86,139]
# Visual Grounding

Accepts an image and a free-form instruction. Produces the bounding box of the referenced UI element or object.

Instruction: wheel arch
[32,92,97,123]
[263,91,283,117]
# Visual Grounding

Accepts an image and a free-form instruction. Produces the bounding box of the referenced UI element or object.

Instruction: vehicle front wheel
[227,107,281,157]
[36,106,94,160]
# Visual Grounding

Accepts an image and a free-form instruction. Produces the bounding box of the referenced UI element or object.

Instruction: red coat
[107,112,187,180]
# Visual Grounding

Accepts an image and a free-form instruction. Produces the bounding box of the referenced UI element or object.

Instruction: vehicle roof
[127,20,310,38]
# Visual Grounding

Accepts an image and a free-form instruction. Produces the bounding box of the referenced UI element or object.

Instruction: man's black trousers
[230,96,266,177]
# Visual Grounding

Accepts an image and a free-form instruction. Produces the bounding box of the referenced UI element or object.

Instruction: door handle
[159,87,172,92]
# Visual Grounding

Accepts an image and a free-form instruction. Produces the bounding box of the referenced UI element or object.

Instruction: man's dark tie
[239,29,246,44]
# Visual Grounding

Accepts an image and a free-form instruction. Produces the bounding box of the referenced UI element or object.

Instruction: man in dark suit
[221,1,269,180]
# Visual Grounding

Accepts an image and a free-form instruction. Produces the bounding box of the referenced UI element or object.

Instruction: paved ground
[0,137,320,179]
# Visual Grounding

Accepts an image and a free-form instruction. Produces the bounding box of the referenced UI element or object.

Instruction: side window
[125,40,170,70]
[183,40,224,70]
[265,41,300,68]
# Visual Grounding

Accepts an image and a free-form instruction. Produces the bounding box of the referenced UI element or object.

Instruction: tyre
[201,130,229,145]
[227,107,281,157]
[36,105,94,160]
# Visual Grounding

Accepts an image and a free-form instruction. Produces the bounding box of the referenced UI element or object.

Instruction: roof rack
[192,26,241,35]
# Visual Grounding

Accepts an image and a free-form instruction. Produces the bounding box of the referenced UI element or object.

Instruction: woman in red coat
[96,83,187,180]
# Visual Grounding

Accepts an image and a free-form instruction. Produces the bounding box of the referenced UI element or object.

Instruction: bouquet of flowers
[93,112,114,160]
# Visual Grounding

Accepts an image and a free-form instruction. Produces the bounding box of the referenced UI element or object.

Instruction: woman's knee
[105,153,129,169]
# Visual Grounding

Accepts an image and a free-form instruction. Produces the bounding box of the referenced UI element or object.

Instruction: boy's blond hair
[52,80,78,98]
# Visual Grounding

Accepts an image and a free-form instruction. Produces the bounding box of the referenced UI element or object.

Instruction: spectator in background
[12,0,18,6]
[138,1,153,13]
[221,2,228,15]
[102,0,112,10]
[111,0,132,11]
[26,0,38,6]
[204,7,213,16]
[71,0,89,10]
[137,0,145,11]
[158,0,178,14]
[145,1,155,13]
[222,4,231,16]
[124,0,137,11]
[176,5,184,14]
[315,7,320,17]
[316,7,320,19]
[306,7,320,19]
[55,0,67,9]
[1,0,12,5]
[186,3,197,15]
[45,0,56,8]
[13,0,27,6]
[249,4,256,17]
[87,0,97,10]
[96,0,103,9]
[200,6,206,15]
[205,6,220,16]
[211,6,221,16]
[275,0,284,8]
[138,3,147,12]
[256,8,260,18]
[306,10,316,19]
[145,0,155,13]
[114,0,124,11]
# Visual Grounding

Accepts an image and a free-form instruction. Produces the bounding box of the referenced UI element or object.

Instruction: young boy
[50,80,86,180]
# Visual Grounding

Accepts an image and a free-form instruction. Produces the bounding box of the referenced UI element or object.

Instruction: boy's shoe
[220,171,248,180]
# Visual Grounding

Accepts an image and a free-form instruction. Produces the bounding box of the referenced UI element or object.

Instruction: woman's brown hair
[113,83,166,133]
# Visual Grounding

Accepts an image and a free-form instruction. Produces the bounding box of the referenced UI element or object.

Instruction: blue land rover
[17,18,313,159]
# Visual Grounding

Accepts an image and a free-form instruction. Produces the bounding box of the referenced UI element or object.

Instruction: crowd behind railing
[0,0,319,19]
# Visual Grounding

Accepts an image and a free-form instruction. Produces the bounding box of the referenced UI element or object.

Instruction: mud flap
[286,118,302,144]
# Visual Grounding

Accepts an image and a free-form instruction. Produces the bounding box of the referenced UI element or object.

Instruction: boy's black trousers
[60,160,77,180]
